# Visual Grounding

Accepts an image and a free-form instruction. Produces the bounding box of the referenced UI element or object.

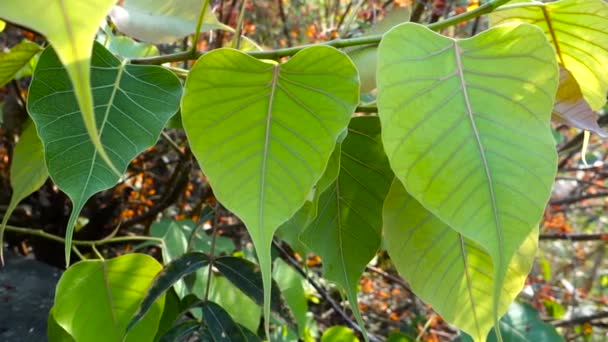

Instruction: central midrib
[452,41,504,263]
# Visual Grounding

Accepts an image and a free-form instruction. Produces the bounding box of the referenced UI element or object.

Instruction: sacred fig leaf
[491,0,608,110]
[383,179,538,342]
[377,22,557,326]
[552,66,608,138]
[181,46,359,334]
[27,42,182,265]
[52,254,165,342]
[0,0,121,176]
[0,121,48,264]
[0,40,41,87]
[109,0,233,44]
[300,116,394,336]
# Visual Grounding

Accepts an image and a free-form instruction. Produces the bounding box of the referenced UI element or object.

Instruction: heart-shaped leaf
[27,42,182,265]
[0,0,122,175]
[0,40,41,87]
[109,0,232,44]
[377,22,558,324]
[383,179,538,342]
[52,254,165,342]
[181,46,359,332]
[0,121,48,264]
[300,116,393,334]
[491,0,608,110]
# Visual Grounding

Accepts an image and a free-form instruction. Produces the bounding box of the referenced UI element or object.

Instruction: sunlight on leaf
[383,179,538,342]
[27,42,182,265]
[377,22,558,330]
[0,40,41,87]
[182,46,358,335]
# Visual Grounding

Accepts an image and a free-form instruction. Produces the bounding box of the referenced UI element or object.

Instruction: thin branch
[204,203,221,302]
[550,192,608,206]
[132,0,511,65]
[276,0,293,47]
[191,0,211,56]
[552,312,608,327]
[539,233,608,241]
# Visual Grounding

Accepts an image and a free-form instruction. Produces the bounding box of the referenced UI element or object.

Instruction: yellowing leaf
[552,66,608,138]
[0,0,120,176]
[491,0,608,110]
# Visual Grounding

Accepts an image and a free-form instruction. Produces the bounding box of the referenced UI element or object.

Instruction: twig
[191,0,211,57]
[550,192,608,206]
[539,233,608,241]
[276,0,293,47]
[204,203,222,302]
[131,0,511,64]
[552,312,608,327]
[272,240,380,342]
[365,265,410,290]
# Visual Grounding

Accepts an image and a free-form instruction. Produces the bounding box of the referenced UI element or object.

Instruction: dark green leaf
[157,321,199,342]
[128,252,209,332]
[215,256,297,331]
[154,288,182,341]
[202,301,249,341]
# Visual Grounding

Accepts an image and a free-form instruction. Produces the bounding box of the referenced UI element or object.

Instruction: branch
[549,192,608,206]
[539,233,608,241]
[552,311,608,327]
[132,0,512,65]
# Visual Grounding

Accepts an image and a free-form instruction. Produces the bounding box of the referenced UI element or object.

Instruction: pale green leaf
[181,46,358,333]
[377,22,557,327]
[0,40,41,87]
[0,0,122,176]
[383,179,538,342]
[52,254,165,342]
[274,259,309,337]
[27,42,182,265]
[321,326,360,342]
[300,116,393,336]
[109,0,233,44]
[491,0,608,110]
[0,20,5,32]
[0,121,48,264]
[104,36,159,59]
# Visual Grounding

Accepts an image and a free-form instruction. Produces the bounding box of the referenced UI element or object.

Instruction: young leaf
[128,252,210,332]
[214,256,297,330]
[383,179,538,342]
[109,0,233,44]
[27,42,182,265]
[201,301,249,341]
[300,116,394,336]
[52,254,165,342]
[0,0,122,177]
[491,0,608,110]
[0,40,41,87]
[377,22,558,328]
[0,121,48,264]
[181,46,359,335]
[321,326,360,342]
[459,302,564,342]
[552,66,608,137]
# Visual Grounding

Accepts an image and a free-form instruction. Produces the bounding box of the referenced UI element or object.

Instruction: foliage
[1,0,607,341]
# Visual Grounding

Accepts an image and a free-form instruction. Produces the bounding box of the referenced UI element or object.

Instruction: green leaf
[128,252,210,332]
[214,256,296,330]
[52,253,164,342]
[300,116,393,335]
[321,326,360,342]
[383,179,538,342]
[274,259,309,336]
[157,321,199,342]
[202,301,249,341]
[0,121,48,264]
[0,0,123,178]
[27,42,182,265]
[377,22,558,329]
[491,0,608,110]
[98,29,160,59]
[459,302,564,342]
[207,274,262,333]
[48,308,75,342]
[109,0,233,44]
[0,40,41,87]
[181,46,359,334]
[154,288,181,341]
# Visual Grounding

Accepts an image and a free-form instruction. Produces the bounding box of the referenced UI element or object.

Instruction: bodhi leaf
[383,179,538,342]
[27,42,182,265]
[491,0,608,110]
[0,121,48,264]
[109,0,233,44]
[552,66,608,137]
[300,116,394,336]
[377,22,557,328]
[181,46,358,334]
[0,40,42,87]
[0,0,121,176]
[52,254,165,342]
